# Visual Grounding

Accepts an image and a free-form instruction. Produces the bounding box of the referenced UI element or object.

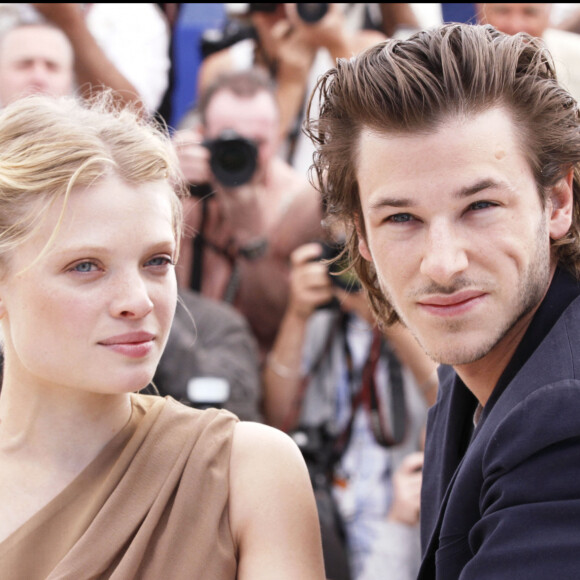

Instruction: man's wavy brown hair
[305,23,580,327]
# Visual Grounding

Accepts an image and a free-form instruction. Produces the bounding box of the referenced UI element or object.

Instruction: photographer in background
[197,3,387,176]
[173,69,323,360]
[0,3,170,114]
[263,239,438,580]
[0,20,74,106]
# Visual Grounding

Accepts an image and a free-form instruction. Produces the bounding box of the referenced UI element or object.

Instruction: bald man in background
[0,4,170,114]
[0,22,74,106]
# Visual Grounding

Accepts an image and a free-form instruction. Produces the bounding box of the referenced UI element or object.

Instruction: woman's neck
[0,378,132,472]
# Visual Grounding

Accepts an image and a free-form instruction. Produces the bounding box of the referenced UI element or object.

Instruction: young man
[305,23,580,578]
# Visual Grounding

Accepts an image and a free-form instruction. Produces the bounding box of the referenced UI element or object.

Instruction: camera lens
[205,130,258,187]
[296,3,329,23]
[212,141,254,184]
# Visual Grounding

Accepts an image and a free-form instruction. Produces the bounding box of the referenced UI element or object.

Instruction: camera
[296,3,329,23]
[203,129,258,187]
[248,3,329,23]
[320,241,361,293]
[200,19,256,59]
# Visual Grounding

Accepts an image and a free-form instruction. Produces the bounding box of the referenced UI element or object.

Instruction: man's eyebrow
[368,178,502,211]
[457,178,501,198]
[368,196,412,211]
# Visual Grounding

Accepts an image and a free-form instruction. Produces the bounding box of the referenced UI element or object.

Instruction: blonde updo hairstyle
[0,91,188,277]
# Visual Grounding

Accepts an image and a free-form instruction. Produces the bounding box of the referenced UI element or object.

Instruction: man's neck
[454,322,531,407]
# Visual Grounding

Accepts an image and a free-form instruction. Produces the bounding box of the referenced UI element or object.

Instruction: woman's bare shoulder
[228,421,325,580]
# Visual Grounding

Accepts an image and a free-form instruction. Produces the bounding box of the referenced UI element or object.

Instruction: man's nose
[419,220,468,285]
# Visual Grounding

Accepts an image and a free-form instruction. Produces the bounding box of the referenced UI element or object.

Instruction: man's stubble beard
[376,218,552,366]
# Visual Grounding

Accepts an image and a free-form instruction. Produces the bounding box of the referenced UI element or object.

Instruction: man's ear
[549,168,574,241]
[354,213,372,261]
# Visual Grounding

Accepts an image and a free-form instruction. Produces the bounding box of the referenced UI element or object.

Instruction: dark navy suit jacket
[419,269,580,578]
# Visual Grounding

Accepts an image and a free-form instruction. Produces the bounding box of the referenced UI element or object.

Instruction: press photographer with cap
[173,68,323,359]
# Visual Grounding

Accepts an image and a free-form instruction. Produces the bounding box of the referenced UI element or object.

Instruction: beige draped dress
[0,394,239,579]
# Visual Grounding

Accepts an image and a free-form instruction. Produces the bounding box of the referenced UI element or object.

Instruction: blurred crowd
[0,3,579,579]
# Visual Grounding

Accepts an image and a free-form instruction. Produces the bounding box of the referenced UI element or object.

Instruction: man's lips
[418,290,487,315]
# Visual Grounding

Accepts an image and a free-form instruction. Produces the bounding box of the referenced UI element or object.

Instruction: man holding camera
[174,69,323,359]
[263,240,437,579]
[197,3,386,177]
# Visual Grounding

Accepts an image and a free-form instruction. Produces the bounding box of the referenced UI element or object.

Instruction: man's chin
[415,331,497,367]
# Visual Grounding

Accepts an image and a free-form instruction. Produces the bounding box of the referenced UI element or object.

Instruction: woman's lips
[98,332,155,358]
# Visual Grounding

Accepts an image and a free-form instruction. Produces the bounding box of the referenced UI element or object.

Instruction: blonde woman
[0,93,325,580]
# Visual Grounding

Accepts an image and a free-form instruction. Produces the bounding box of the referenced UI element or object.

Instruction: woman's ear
[549,168,574,241]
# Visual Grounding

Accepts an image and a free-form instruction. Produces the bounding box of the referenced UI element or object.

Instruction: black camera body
[319,241,362,293]
[203,130,258,187]
[248,3,329,23]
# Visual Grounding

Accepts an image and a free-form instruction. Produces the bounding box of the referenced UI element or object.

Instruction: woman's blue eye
[147,256,173,267]
[73,261,97,272]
